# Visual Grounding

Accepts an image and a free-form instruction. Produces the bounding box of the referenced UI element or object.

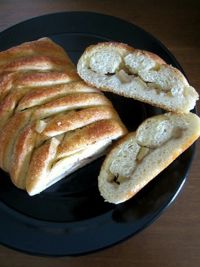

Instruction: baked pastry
[77,42,199,113]
[98,112,200,204]
[0,38,127,195]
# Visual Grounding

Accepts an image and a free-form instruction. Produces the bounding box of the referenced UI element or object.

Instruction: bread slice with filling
[98,112,200,204]
[77,42,199,113]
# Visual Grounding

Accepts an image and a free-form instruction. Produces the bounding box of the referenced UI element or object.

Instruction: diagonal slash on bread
[98,112,200,204]
[77,42,199,113]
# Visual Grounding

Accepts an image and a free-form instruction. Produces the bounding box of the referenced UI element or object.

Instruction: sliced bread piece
[98,112,200,204]
[77,42,199,113]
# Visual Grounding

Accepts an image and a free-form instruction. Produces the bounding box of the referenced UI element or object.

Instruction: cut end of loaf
[77,42,199,113]
[98,112,200,204]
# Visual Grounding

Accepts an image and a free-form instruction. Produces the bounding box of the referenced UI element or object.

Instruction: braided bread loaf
[0,38,127,195]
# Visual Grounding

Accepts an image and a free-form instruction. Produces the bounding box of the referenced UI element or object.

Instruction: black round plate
[0,12,195,256]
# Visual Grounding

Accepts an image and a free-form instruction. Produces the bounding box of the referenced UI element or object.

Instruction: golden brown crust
[0,112,31,171]
[0,38,73,70]
[0,87,32,128]
[0,72,17,102]
[3,56,73,72]
[26,139,59,194]
[10,124,36,189]
[0,37,80,127]
[32,92,112,120]
[15,71,80,87]
[0,38,127,195]
[0,37,79,104]
[42,105,119,137]
[58,119,127,158]
[16,81,99,111]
